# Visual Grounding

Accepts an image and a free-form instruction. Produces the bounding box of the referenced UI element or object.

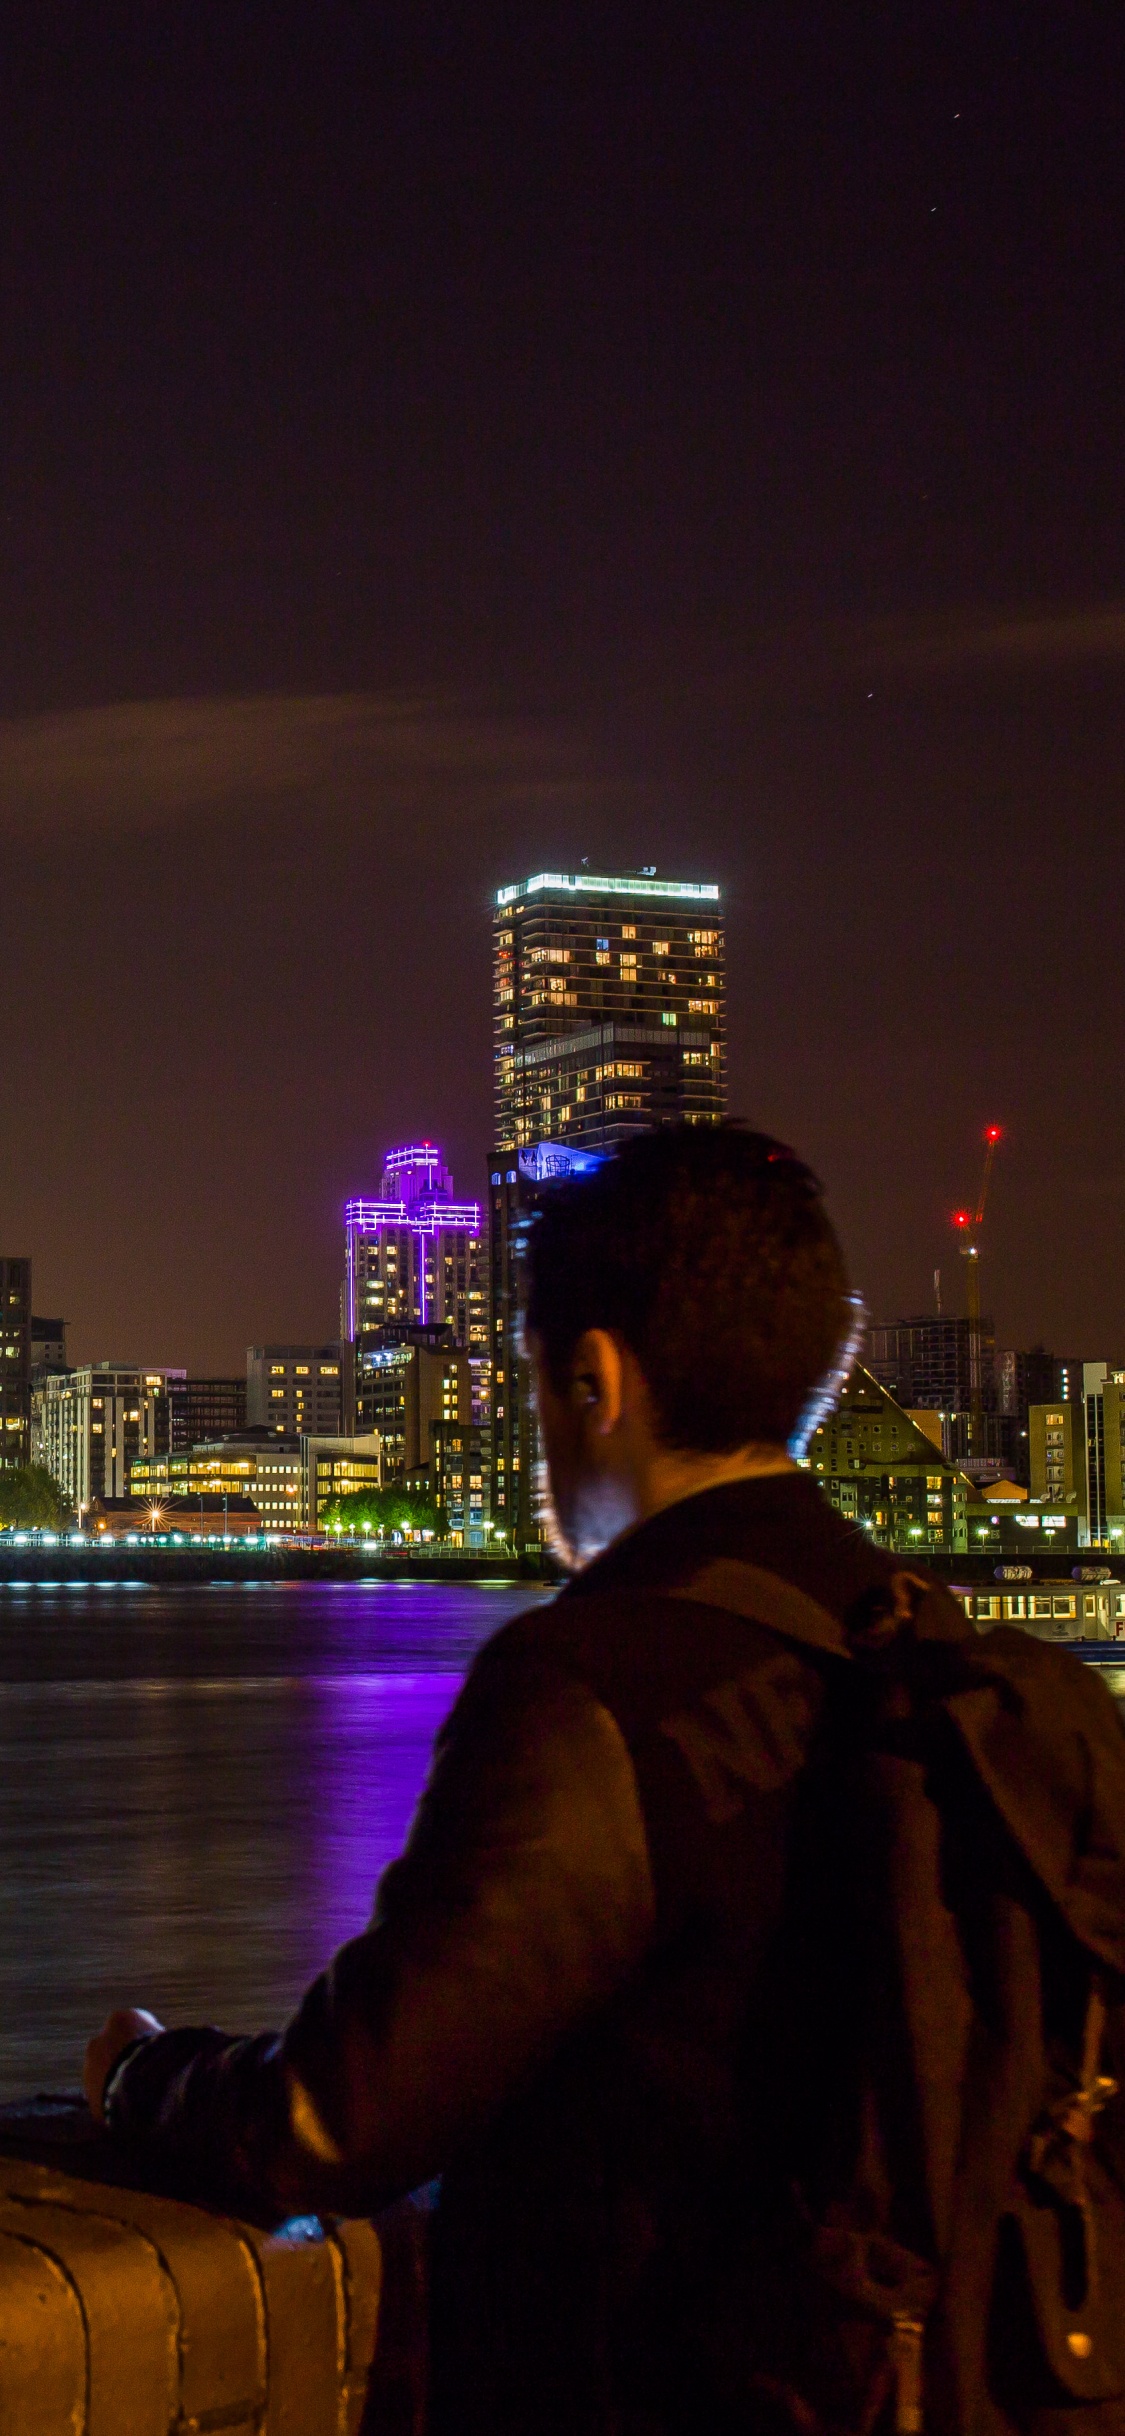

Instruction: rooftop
[495,870,721,908]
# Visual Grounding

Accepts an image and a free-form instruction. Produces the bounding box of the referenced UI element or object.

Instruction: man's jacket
[106,1476,1125,2435]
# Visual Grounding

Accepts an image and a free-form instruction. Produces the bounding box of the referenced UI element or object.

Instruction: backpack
[672,1556,1125,2436]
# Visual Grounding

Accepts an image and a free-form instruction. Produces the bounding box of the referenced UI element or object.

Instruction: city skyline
[2,9,1123,1372]
[4,846,1122,1379]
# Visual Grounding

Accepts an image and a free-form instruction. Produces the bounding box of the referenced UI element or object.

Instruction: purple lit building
[343,1144,486,1352]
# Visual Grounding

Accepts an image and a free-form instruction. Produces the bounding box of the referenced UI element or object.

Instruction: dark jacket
[106,1476,1125,2436]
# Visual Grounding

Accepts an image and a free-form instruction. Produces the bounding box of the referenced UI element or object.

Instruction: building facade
[343,1143,486,1372]
[867,1314,998,1419]
[181,1378,247,1446]
[356,1323,471,1483]
[130,1429,382,1535]
[30,1316,67,1390]
[34,1366,186,1512]
[246,1345,344,1438]
[0,1260,32,1467]
[804,1365,970,1553]
[1029,1365,1125,1551]
[427,1422,491,1546]
[493,871,725,1158]
[489,871,727,1548]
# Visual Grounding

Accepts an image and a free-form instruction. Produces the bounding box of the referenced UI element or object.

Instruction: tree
[320,1486,440,1540]
[0,1464,71,1530]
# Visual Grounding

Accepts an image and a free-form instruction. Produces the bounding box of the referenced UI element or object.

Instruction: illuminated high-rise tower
[492,869,725,1154]
[489,870,727,1545]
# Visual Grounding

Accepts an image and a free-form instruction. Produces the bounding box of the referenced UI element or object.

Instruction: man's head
[523,1122,852,1566]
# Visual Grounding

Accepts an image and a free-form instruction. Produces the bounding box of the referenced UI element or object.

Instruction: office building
[1028,1367,1125,1551]
[181,1377,247,1446]
[867,1314,998,1419]
[426,1422,491,1546]
[304,1436,384,1533]
[247,1345,344,1437]
[29,1317,67,1388]
[34,1366,186,1512]
[1041,1365,1125,1551]
[867,1316,1077,1486]
[1028,1399,1086,1517]
[0,1260,32,1467]
[490,870,727,1547]
[88,1493,264,1542]
[804,1366,970,1553]
[343,1144,486,1386]
[131,1428,382,1535]
[356,1322,471,1482]
[493,869,725,1157]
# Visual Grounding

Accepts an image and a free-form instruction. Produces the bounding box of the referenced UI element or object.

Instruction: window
[653,940,670,955]
[620,952,637,968]
[621,923,637,939]
[294,1365,310,1376]
[689,998,719,1015]
[595,937,609,951]
[595,951,611,966]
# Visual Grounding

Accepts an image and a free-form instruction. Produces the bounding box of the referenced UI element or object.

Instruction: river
[0,1578,549,2101]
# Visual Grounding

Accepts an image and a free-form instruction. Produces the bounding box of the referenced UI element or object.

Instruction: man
[85,1125,1125,2434]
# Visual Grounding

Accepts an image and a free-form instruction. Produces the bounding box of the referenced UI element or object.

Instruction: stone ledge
[0,2101,385,2433]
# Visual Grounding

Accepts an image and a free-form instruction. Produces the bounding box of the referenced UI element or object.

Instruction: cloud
[0,691,591,834]
[868,603,1125,675]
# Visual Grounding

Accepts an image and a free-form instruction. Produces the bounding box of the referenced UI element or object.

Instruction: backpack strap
[669,1555,854,1661]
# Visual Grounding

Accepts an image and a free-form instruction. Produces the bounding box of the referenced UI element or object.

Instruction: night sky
[2,4,1123,1372]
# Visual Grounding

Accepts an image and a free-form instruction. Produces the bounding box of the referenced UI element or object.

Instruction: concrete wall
[0,2155,381,2432]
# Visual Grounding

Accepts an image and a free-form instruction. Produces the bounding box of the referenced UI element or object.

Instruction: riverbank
[0,1540,558,1584]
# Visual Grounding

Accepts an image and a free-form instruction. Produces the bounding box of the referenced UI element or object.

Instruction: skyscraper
[493,870,725,1155]
[343,1142,486,1358]
[490,869,726,1546]
[0,1260,32,1467]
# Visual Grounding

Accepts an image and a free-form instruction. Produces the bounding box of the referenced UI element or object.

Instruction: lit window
[688,998,718,1015]
[595,950,611,966]
[653,940,670,955]
[621,924,637,939]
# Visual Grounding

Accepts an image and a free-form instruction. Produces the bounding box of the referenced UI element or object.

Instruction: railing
[0,2098,418,2433]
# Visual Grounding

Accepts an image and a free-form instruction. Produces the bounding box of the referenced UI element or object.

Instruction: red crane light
[951,1209,972,1230]
[984,1124,1003,1144]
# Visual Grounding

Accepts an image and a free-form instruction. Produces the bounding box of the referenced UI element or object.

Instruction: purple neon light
[343,1144,482,1338]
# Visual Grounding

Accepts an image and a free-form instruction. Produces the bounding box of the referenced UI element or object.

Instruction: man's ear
[569,1331,626,1435]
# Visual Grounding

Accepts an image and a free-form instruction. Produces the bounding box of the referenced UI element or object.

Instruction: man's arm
[97,1642,656,2220]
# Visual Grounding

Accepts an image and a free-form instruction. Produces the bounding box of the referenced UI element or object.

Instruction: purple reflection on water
[0,1578,553,2098]
[303,1669,467,1954]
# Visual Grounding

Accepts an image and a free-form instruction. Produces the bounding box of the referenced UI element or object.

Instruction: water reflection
[0,1581,548,2099]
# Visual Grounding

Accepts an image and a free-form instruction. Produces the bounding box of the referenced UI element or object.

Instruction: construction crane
[951,1125,1003,1421]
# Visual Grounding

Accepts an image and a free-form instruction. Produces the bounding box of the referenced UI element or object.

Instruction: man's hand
[84,2008,165,2117]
